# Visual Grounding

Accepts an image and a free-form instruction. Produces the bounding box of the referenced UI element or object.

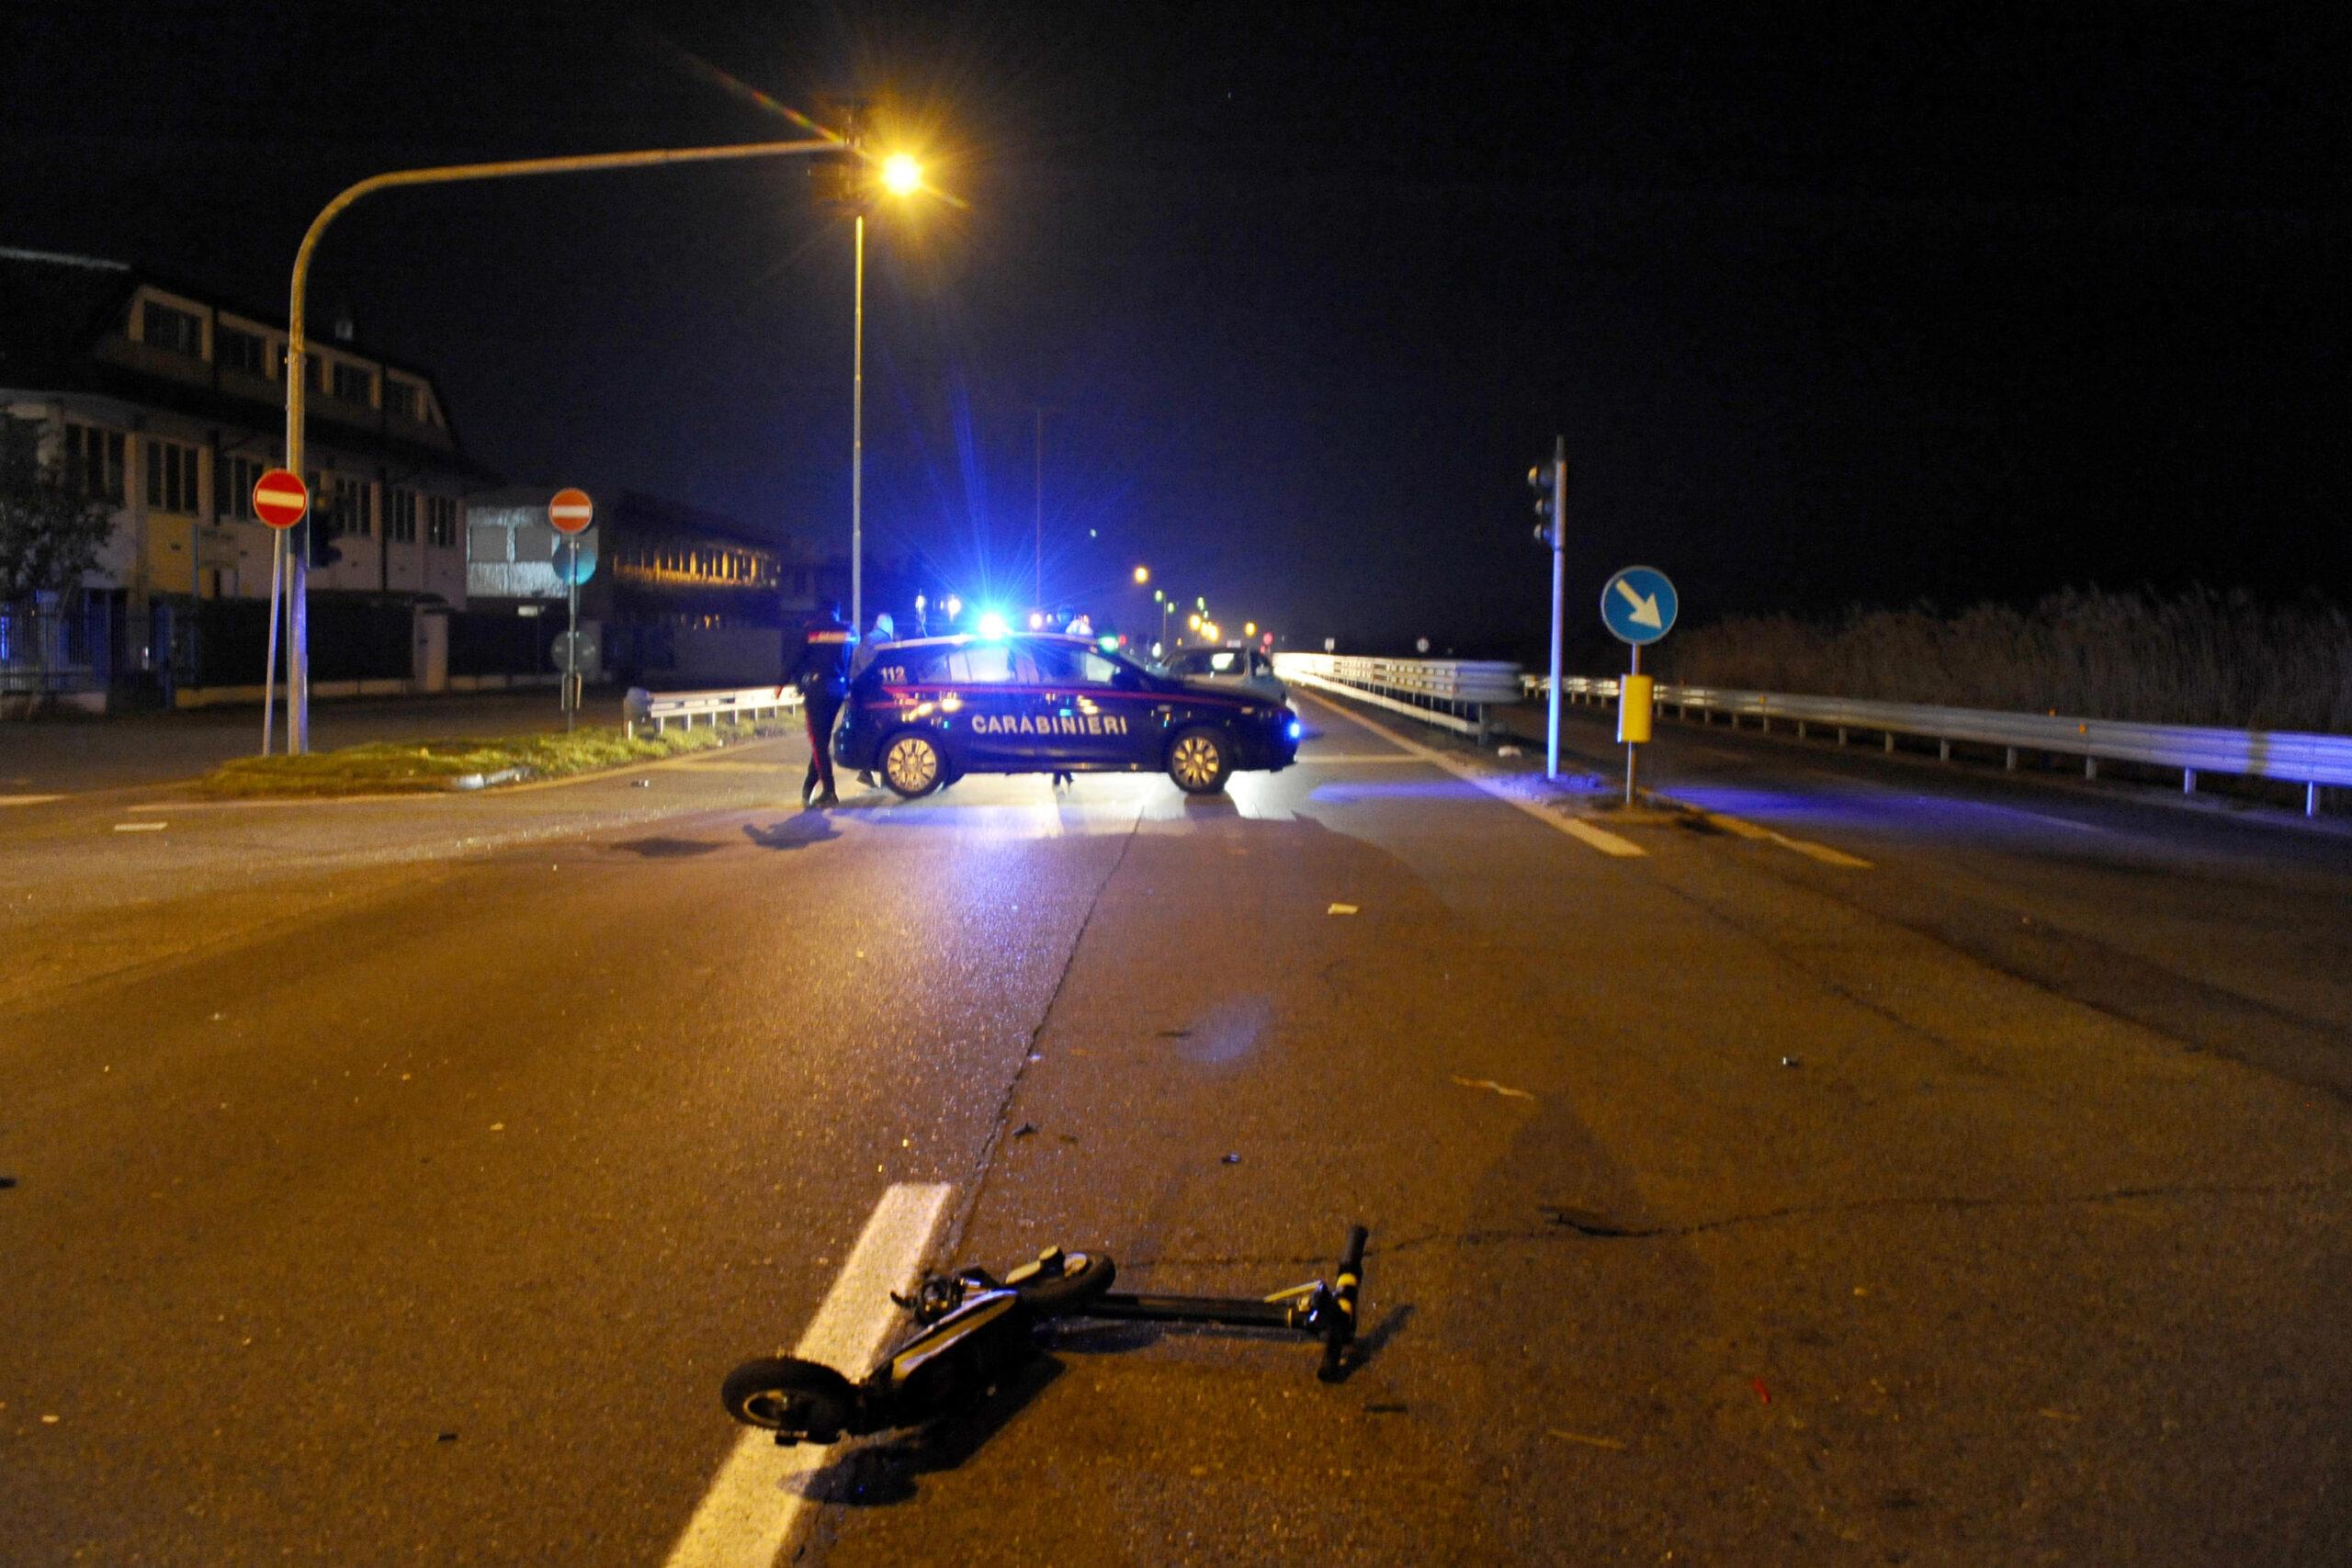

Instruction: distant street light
[1243,621,1256,637]
[1187,612,1202,632]
[1133,564,1150,585]
[880,152,922,196]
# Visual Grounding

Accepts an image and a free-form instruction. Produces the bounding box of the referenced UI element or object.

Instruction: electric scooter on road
[723,1225,1369,1445]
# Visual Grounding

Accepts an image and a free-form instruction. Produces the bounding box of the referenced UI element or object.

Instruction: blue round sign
[1600,566,1678,646]
[548,527,598,587]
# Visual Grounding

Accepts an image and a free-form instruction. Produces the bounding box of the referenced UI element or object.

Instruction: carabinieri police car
[834,632,1301,797]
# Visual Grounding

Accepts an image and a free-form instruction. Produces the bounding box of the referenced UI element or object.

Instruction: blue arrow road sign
[1600,565,1678,645]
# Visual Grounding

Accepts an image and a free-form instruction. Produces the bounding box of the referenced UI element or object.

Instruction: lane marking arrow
[1613,578,1663,628]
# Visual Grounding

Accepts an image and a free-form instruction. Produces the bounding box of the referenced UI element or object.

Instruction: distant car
[835,633,1301,797]
[1159,645,1288,705]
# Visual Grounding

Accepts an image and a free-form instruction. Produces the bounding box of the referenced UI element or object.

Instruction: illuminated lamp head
[977,610,1010,640]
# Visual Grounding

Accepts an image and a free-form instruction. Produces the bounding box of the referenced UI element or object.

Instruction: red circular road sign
[252,468,308,530]
[548,487,594,536]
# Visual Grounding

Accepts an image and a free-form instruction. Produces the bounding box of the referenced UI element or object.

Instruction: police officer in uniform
[788,600,854,807]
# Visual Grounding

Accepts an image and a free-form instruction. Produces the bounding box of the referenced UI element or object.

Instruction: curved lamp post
[278,136,844,752]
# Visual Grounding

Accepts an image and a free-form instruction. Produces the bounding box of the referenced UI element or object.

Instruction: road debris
[1221,1153,1242,1165]
[1781,1055,1801,1068]
[1012,1122,1038,1139]
[111,821,166,832]
[1452,1075,1535,1101]
[1327,902,1359,915]
[1546,1429,1626,1450]
[1752,1378,1772,1404]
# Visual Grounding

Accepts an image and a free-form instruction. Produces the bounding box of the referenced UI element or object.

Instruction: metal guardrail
[1527,674,2348,817]
[624,683,802,738]
[1274,653,1525,736]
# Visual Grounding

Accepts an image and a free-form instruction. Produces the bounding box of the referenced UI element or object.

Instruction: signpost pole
[1546,435,1565,780]
[1624,643,1640,807]
[565,538,580,732]
[260,530,284,755]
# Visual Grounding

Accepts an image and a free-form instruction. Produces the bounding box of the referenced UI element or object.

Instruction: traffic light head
[1527,457,1559,546]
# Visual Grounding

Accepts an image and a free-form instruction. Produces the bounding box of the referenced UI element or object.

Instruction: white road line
[1951,799,2106,834]
[665,1181,953,1568]
[1294,692,1646,858]
[111,820,168,832]
[1,794,66,807]
[1296,752,1427,764]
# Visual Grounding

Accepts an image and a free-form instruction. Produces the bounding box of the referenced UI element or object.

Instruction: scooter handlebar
[1318,1224,1368,1382]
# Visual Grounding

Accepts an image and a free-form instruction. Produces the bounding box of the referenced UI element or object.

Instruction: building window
[385,486,417,544]
[425,494,458,548]
[217,454,267,522]
[141,299,204,357]
[64,423,126,503]
[145,438,200,514]
[218,325,267,377]
[330,475,372,538]
[384,379,421,422]
[330,362,374,406]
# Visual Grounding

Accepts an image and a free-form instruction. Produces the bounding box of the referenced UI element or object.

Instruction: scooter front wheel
[1005,1247,1117,1314]
[721,1356,860,1442]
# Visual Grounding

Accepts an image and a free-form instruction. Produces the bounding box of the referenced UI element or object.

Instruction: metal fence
[0,600,101,706]
[624,683,802,738]
[1273,652,1524,736]
[1531,673,2349,817]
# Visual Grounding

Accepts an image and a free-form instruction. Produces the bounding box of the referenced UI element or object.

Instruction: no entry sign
[252,468,308,530]
[548,487,594,536]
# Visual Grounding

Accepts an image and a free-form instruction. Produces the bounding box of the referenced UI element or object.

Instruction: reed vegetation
[1664,588,2352,734]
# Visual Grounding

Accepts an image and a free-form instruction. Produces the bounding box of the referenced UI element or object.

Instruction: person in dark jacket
[787,601,855,807]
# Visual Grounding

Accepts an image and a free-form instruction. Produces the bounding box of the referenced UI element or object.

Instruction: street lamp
[849,145,924,636]
[1133,564,1150,585]
[273,133,839,752]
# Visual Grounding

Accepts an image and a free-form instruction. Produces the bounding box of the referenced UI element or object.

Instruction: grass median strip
[194,720,790,799]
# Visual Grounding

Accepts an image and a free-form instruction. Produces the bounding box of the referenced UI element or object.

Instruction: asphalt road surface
[4,692,2347,1564]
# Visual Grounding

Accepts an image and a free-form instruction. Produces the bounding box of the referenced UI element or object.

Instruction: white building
[1,247,496,690]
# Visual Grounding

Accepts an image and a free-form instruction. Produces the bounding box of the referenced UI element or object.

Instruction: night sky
[5,1,2345,657]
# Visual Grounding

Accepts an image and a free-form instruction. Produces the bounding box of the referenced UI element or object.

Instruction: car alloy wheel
[883,733,942,797]
[1169,728,1228,794]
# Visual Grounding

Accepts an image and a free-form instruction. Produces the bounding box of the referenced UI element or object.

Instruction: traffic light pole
[280,135,837,751]
[1545,435,1566,781]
